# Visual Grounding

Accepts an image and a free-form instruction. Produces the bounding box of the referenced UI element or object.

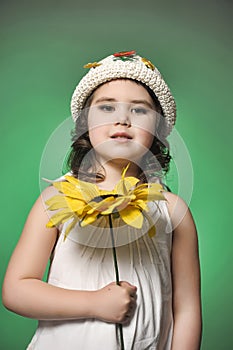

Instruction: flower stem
[108,215,125,350]
[109,215,120,284]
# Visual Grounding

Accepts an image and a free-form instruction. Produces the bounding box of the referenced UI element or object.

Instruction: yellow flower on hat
[141,57,155,71]
[83,62,102,69]
[46,164,166,239]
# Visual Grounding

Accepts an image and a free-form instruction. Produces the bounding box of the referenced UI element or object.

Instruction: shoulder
[163,191,196,232]
[39,185,60,204]
[163,192,200,270]
[28,185,60,213]
[163,191,188,212]
[24,185,60,227]
[2,187,60,290]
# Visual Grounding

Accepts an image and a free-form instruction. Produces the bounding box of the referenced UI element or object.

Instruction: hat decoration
[71,50,176,133]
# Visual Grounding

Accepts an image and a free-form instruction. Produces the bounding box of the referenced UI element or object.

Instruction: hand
[92,281,137,324]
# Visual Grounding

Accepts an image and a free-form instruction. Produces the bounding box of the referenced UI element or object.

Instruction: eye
[131,107,148,115]
[98,104,115,112]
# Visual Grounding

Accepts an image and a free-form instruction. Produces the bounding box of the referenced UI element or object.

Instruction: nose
[115,119,131,127]
[114,106,131,127]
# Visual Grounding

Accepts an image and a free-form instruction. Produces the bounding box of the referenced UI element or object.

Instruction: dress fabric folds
[27,201,173,350]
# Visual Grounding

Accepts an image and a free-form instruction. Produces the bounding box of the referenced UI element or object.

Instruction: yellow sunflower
[46,165,166,239]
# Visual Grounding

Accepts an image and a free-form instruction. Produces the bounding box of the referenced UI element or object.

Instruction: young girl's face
[87,79,158,165]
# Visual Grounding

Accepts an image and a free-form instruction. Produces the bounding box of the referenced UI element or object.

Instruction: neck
[97,160,140,190]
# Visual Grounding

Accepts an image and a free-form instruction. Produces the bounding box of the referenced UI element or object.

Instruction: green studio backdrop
[1,0,232,349]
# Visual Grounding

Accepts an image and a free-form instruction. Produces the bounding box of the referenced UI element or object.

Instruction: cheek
[142,118,157,147]
[142,132,154,149]
[134,117,156,138]
[88,126,108,147]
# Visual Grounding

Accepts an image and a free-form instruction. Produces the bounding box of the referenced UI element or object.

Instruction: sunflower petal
[101,197,127,215]
[143,211,157,237]
[115,163,139,195]
[72,180,100,202]
[46,208,74,228]
[52,182,83,199]
[119,206,143,228]
[134,184,165,201]
[115,177,139,195]
[80,211,99,226]
[133,199,148,211]
[45,195,68,210]
[64,175,80,185]
[52,180,100,203]
[121,163,130,178]
[65,197,86,214]
[99,189,116,196]
[86,197,116,214]
[148,225,156,238]
[63,218,79,241]
[65,175,100,198]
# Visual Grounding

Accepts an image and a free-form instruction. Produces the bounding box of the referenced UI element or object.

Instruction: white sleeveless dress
[27,200,173,350]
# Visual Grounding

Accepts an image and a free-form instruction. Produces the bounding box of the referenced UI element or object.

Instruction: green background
[1,0,232,349]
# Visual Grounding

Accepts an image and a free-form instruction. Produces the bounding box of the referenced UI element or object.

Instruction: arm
[2,187,136,323]
[165,192,202,350]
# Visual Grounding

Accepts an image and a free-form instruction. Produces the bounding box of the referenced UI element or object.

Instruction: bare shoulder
[16,185,59,247]
[163,191,196,233]
[3,186,59,284]
[39,184,60,205]
[162,192,200,282]
[29,185,60,219]
[23,185,60,239]
[163,191,188,213]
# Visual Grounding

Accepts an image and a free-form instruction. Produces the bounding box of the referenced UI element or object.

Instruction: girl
[2,51,202,349]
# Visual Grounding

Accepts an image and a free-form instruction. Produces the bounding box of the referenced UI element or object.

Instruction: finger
[122,311,134,324]
[129,300,136,312]
[130,290,137,298]
[120,281,137,295]
[120,281,137,290]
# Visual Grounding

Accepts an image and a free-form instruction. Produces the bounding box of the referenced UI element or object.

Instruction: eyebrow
[93,97,154,110]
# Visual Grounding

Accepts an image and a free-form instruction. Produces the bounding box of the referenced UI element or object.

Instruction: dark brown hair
[66,79,171,183]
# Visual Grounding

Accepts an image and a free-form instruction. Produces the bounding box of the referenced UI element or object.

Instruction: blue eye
[131,107,148,115]
[98,105,115,112]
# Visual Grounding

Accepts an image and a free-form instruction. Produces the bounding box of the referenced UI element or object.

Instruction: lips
[110,132,132,139]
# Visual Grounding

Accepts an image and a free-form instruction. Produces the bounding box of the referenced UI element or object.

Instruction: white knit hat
[71,51,176,132]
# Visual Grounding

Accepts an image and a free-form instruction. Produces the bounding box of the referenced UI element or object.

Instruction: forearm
[3,278,96,321]
[171,309,202,350]
[3,278,137,324]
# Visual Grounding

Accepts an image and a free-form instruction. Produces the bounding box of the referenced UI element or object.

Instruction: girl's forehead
[91,79,154,104]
